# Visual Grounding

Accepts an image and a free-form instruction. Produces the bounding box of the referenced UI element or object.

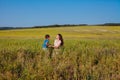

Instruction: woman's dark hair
[45,34,50,39]
[58,34,64,46]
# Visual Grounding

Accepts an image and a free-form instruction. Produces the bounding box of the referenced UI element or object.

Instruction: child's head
[45,34,50,39]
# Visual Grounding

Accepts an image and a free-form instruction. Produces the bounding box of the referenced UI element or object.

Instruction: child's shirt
[42,39,49,48]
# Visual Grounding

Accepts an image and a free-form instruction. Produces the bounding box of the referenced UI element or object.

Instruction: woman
[52,34,64,55]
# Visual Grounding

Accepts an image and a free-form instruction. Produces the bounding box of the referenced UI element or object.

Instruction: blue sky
[0,0,120,27]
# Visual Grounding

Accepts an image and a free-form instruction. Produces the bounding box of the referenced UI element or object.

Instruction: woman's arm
[52,46,59,48]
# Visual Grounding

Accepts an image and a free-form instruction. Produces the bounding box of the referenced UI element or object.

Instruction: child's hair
[45,34,50,39]
[58,34,64,46]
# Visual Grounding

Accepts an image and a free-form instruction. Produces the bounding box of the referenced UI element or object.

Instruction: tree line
[0,23,120,30]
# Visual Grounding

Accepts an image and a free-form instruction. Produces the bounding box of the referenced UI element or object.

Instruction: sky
[0,0,120,27]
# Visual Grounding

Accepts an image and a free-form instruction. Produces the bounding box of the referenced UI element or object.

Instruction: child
[42,34,50,50]
[42,34,52,58]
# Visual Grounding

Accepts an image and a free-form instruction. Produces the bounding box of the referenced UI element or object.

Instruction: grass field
[0,26,120,80]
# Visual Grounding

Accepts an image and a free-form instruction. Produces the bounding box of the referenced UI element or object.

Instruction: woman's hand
[52,46,59,49]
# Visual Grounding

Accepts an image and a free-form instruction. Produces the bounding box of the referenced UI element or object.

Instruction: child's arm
[46,42,52,47]
[46,42,49,47]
